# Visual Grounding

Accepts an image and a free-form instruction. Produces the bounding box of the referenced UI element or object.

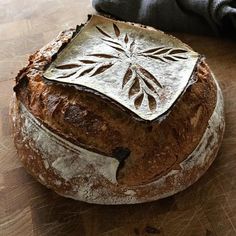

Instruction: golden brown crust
[11,88,224,204]
[14,27,217,186]
[13,111,224,203]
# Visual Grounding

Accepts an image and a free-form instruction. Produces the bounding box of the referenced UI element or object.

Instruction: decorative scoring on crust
[43,15,199,121]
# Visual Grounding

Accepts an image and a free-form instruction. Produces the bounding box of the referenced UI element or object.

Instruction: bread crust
[11,76,224,204]
[11,17,225,204]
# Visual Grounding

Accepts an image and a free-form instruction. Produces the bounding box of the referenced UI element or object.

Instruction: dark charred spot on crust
[113,147,131,183]
[112,147,131,162]
[87,14,92,22]
[13,76,29,93]
[15,66,29,83]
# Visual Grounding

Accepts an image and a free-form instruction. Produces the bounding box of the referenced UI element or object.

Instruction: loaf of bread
[11,15,225,204]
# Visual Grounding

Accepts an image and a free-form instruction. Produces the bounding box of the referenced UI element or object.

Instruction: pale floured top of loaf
[43,15,199,121]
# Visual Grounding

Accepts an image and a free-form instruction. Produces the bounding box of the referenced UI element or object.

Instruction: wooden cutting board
[1,1,236,235]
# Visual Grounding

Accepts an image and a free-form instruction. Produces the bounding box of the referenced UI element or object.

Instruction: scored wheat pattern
[55,23,189,112]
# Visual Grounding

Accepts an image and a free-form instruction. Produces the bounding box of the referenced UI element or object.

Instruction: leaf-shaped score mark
[96,26,112,38]
[169,49,188,54]
[122,65,160,111]
[106,45,125,53]
[57,71,77,79]
[163,55,178,62]
[141,47,188,62]
[143,78,158,94]
[141,46,169,55]
[153,47,173,55]
[113,23,120,37]
[88,54,119,59]
[77,63,114,78]
[55,63,80,79]
[55,64,81,69]
[102,38,122,47]
[134,93,144,109]
[96,22,125,42]
[142,47,187,55]
[138,67,162,89]
[132,81,157,111]
[78,68,94,77]
[135,66,160,111]
[147,94,157,111]
[91,63,113,77]
[145,55,167,63]
[101,38,125,53]
[79,60,96,64]
[129,77,140,98]
[129,39,136,53]
[122,66,133,88]
[124,34,129,44]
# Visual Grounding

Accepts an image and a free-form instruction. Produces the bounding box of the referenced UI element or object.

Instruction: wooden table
[0,1,236,235]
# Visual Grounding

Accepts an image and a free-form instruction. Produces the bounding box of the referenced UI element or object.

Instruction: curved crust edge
[11,73,225,204]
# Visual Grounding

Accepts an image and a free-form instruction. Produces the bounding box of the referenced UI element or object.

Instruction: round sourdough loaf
[11,15,225,204]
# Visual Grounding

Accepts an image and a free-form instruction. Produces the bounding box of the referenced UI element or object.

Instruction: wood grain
[0,0,236,235]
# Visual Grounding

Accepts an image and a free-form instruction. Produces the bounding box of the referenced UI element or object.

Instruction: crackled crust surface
[11,74,224,204]
[14,24,218,186]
